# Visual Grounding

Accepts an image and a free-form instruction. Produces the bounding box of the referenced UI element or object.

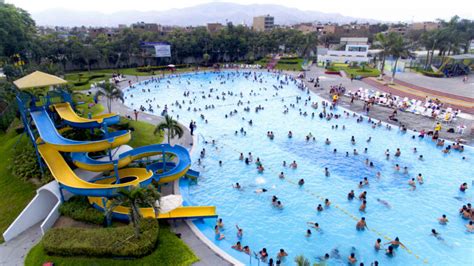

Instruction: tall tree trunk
[390,57,399,84]
[378,55,386,80]
[424,50,430,70]
[167,128,171,144]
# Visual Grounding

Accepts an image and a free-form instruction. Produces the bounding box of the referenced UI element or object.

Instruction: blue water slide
[30,108,130,152]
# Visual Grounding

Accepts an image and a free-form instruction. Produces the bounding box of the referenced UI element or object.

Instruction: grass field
[275,58,304,71]
[25,224,199,266]
[0,122,37,243]
[331,64,381,78]
[126,118,164,148]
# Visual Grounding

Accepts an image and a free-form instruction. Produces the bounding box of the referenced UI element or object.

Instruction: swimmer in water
[279,172,285,179]
[298,179,305,186]
[385,237,406,249]
[438,214,449,224]
[236,224,243,238]
[409,178,416,190]
[466,221,474,232]
[290,160,298,169]
[356,217,368,230]
[376,198,391,208]
[375,238,382,250]
[307,222,321,231]
[232,241,243,251]
[306,229,312,237]
[317,204,324,212]
[325,198,331,207]
[348,253,357,264]
[215,225,225,240]
[417,173,424,184]
[255,188,268,193]
[359,200,367,212]
[431,229,444,241]
[348,190,355,200]
[233,183,242,189]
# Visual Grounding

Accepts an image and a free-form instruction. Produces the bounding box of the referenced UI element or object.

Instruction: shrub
[421,70,444,78]
[43,218,159,258]
[136,64,187,72]
[8,142,53,184]
[277,60,299,64]
[59,196,105,225]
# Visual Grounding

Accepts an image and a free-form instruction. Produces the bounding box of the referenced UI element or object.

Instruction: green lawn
[331,64,381,78]
[25,224,199,266]
[0,123,37,243]
[275,58,304,71]
[126,118,164,148]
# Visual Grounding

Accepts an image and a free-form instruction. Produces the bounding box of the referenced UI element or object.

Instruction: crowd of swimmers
[124,70,472,265]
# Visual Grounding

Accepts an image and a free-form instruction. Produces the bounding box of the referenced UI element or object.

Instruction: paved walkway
[0,224,42,266]
[303,66,474,145]
[364,77,474,113]
[393,72,474,98]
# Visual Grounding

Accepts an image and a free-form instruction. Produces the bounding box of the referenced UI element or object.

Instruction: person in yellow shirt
[434,122,442,132]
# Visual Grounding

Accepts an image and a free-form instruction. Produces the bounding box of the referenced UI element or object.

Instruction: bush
[277,60,299,64]
[43,218,159,258]
[136,64,187,72]
[59,196,105,225]
[421,70,444,78]
[72,74,106,86]
[8,142,53,184]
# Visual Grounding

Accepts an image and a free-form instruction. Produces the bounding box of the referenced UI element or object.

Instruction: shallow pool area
[124,71,473,266]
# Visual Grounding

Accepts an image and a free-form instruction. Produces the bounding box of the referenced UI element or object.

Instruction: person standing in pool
[385,237,406,249]
[356,217,368,230]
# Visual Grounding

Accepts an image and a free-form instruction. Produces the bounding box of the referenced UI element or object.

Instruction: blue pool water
[124,71,473,265]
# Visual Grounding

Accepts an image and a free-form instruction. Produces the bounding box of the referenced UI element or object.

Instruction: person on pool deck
[356,217,368,230]
[460,182,468,192]
[375,238,382,250]
[385,237,406,249]
[215,225,225,240]
[279,172,285,179]
[360,200,367,212]
[348,253,357,264]
[290,161,298,169]
[232,241,243,251]
[317,204,324,212]
[348,190,355,200]
[438,214,449,225]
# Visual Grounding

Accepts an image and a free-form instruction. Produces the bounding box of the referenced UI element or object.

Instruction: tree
[387,33,411,84]
[94,81,124,113]
[0,4,36,57]
[373,32,393,79]
[107,185,160,238]
[154,115,184,144]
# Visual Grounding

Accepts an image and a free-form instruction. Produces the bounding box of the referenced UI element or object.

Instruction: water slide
[88,197,217,220]
[31,108,131,152]
[37,142,154,197]
[53,102,120,129]
[71,144,192,184]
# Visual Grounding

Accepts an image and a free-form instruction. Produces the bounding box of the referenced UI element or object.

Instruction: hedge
[72,74,106,86]
[136,64,188,72]
[277,60,299,64]
[59,196,105,225]
[421,70,444,78]
[43,218,159,258]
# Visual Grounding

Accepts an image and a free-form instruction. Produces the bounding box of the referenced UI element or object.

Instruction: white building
[319,44,370,63]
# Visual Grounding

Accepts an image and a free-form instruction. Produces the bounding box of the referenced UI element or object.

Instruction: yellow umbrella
[13,71,67,89]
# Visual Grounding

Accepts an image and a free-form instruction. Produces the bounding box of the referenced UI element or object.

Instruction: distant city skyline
[6,0,474,22]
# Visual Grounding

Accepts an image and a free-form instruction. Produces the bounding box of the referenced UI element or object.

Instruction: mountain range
[31,2,379,27]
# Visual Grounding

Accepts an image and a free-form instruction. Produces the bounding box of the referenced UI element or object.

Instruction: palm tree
[94,81,124,113]
[387,34,411,84]
[374,32,392,80]
[107,185,161,238]
[294,255,310,266]
[154,115,184,144]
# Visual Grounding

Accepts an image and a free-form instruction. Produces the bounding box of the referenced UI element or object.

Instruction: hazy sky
[7,0,474,22]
